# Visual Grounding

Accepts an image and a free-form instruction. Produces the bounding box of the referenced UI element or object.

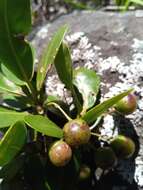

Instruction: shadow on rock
[96,114,140,190]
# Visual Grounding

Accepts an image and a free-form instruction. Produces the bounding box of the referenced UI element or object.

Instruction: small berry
[114,93,137,115]
[63,119,91,147]
[110,135,135,159]
[49,140,72,167]
[79,165,91,180]
[95,147,117,170]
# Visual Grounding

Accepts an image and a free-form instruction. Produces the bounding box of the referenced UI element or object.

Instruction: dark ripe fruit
[79,165,91,180]
[114,93,137,115]
[110,135,135,159]
[63,119,91,147]
[95,147,117,170]
[49,140,72,167]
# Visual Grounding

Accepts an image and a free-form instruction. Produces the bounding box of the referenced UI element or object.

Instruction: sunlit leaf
[83,89,133,124]
[24,115,63,138]
[0,72,24,96]
[73,68,100,111]
[36,25,68,91]
[0,107,28,128]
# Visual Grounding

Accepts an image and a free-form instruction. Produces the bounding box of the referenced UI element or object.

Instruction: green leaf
[24,115,63,138]
[0,121,27,166]
[55,42,73,89]
[83,89,133,124]
[54,42,83,112]
[0,72,24,96]
[0,107,28,128]
[54,41,84,113]
[129,0,143,5]
[44,95,59,104]
[73,68,100,111]
[1,64,25,86]
[36,25,68,91]
[0,0,34,84]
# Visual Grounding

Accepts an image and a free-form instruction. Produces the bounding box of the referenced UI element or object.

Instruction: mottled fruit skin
[114,93,137,115]
[63,119,91,147]
[49,140,72,167]
[95,147,117,170]
[79,165,91,180]
[110,135,135,159]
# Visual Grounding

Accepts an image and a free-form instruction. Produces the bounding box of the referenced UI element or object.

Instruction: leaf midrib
[0,86,24,96]
[4,0,29,83]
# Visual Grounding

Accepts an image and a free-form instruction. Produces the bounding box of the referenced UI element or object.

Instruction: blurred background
[32,0,143,24]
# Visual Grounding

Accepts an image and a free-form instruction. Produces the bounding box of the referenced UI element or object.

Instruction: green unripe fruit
[63,119,91,147]
[110,135,135,159]
[49,140,72,167]
[95,147,117,170]
[114,93,137,115]
[79,165,91,180]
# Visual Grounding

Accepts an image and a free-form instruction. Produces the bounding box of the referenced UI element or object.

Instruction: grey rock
[31,11,143,61]
[31,11,143,190]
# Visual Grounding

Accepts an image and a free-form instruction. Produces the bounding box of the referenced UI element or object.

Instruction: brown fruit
[110,135,135,159]
[49,140,72,167]
[95,147,117,170]
[114,93,137,115]
[63,119,91,147]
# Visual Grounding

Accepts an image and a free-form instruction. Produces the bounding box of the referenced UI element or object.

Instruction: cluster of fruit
[48,93,137,171]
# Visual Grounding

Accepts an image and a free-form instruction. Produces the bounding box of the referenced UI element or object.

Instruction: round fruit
[49,140,72,167]
[79,165,91,180]
[114,93,137,115]
[110,135,135,159]
[63,118,91,147]
[95,147,117,170]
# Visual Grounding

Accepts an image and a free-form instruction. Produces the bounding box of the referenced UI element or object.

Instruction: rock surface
[31,11,143,190]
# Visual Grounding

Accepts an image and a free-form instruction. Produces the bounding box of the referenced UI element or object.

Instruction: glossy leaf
[0,72,24,96]
[0,107,28,128]
[55,42,73,89]
[83,89,133,124]
[0,0,34,84]
[24,115,63,138]
[73,68,100,110]
[0,121,27,166]
[1,61,25,86]
[36,25,68,91]
[44,95,59,104]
